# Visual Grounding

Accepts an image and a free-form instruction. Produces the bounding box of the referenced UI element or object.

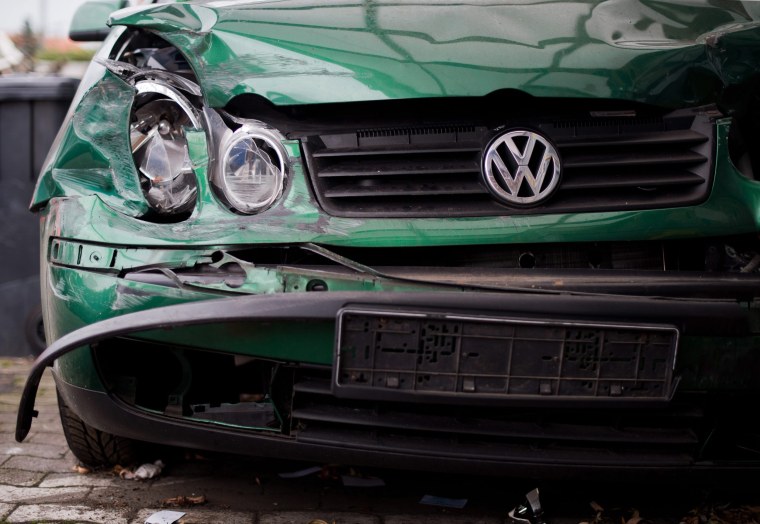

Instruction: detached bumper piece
[17,291,760,474]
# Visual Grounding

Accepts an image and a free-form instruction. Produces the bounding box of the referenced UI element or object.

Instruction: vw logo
[482,130,561,206]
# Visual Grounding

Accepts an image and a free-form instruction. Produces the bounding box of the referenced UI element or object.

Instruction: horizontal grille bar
[324,181,483,198]
[292,403,697,445]
[317,157,480,178]
[312,146,481,158]
[296,426,693,467]
[556,129,708,148]
[563,151,706,169]
[562,171,705,190]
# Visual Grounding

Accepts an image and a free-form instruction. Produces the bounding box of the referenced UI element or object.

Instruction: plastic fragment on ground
[419,494,468,509]
[144,510,185,524]
[120,459,165,480]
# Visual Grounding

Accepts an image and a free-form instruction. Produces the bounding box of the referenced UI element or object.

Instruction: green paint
[107,1,760,109]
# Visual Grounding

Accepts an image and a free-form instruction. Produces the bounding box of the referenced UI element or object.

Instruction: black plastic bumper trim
[53,373,760,477]
[17,291,751,442]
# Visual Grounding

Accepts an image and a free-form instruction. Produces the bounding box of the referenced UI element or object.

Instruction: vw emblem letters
[482,130,561,206]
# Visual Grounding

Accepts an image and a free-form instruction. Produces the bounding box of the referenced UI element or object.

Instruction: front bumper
[18,289,760,474]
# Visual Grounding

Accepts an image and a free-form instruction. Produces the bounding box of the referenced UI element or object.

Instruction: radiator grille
[302,113,713,218]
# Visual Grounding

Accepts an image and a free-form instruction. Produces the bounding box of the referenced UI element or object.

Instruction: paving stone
[260,512,379,524]
[40,472,117,488]
[385,516,502,524]
[4,454,76,473]
[0,484,90,503]
[6,503,129,523]
[0,395,20,406]
[9,419,63,434]
[0,403,18,413]
[0,503,15,519]
[0,411,17,424]
[0,468,45,486]
[1,442,68,459]
[132,508,255,524]
[26,431,66,446]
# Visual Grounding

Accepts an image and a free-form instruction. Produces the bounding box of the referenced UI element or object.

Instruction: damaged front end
[17,1,760,476]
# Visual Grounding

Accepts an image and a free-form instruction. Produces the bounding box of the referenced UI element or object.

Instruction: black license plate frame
[333,307,679,405]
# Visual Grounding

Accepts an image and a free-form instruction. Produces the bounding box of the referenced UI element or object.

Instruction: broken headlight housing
[213,123,287,214]
[130,80,200,216]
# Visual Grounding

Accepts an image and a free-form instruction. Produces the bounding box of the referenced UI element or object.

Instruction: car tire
[24,304,46,357]
[57,391,140,467]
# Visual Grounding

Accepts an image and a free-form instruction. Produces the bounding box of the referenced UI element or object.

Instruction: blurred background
[1,1,96,357]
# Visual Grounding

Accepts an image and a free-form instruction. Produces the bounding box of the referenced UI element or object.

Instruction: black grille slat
[563,151,706,169]
[317,158,480,178]
[556,129,708,148]
[324,181,483,198]
[312,146,481,158]
[303,110,714,218]
[292,404,698,445]
[562,171,706,190]
[295,426,694,466]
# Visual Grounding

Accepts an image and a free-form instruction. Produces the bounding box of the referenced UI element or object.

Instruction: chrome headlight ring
[130,80,202,216]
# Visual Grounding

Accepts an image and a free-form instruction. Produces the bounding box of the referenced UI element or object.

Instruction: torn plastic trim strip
[50,236,760,301]
[16,290,750,442]
[301,244,760,302]
[124,263,760,300]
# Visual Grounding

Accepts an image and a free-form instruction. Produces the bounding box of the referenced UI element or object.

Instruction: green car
[16,0,760,476]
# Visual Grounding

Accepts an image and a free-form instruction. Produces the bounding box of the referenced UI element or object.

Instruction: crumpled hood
[110,0,760,108]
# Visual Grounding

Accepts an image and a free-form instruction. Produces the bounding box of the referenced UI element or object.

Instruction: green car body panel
[20,0,760,474]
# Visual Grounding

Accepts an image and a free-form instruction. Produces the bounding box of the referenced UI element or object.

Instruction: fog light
[216,125,286,214]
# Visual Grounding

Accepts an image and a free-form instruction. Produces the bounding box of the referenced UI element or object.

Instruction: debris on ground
[278,465,322,479]
[161,494,207,507]
[118,460,165,480]
[340,473,385,488]
[340,467,384,487]
[144,510,186,524]
[579,501,651,524]
[578,501,604,524]
[508,488,547,524]
[680,504,760,524]
[278,464,383,486]
[73,465,92,475]
[419,494,468,509]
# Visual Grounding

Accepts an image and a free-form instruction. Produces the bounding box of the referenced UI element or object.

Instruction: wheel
[24,304,46,357]
[57,391,141,467]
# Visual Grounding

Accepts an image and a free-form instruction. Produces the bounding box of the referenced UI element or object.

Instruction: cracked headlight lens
[130,81,200,216]
[218,126,286,214]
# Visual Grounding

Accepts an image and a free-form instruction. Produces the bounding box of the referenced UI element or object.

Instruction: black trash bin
[0,75,79,357]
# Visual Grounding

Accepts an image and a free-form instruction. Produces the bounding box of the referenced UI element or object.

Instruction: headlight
[214,124,287,214]
[130,81,200,216]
